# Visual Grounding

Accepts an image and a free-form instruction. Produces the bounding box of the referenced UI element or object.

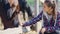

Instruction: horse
[0,0,20,29]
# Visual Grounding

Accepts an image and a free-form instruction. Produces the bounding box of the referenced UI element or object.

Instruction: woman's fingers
[41,28,46,34]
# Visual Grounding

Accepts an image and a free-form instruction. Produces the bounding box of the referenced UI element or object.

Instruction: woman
[22,0,60,34]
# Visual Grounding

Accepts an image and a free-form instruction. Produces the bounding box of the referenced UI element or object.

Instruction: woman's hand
[40,28,46,34]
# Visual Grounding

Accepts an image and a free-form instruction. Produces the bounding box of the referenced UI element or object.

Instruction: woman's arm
[23,11,43,27]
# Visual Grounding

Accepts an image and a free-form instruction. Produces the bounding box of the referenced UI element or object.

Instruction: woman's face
[43,3,53,15]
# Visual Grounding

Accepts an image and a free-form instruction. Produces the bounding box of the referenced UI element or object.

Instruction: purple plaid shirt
[23,11,60,32]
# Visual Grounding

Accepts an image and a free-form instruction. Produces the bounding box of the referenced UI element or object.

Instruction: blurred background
[0,0,60,34]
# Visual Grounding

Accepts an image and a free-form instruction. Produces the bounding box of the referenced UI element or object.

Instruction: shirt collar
[43,11,52,21]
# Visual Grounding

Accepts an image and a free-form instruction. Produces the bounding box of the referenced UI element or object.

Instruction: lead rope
[42,11,44,27]
[54,12,57,26]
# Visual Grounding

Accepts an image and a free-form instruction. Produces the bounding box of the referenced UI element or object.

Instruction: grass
[26,0,35,7]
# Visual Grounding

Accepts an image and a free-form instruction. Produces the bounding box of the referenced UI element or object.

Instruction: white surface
[0,26,22,34]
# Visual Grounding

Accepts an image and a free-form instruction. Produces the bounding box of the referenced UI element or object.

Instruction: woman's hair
[44,0,56,19]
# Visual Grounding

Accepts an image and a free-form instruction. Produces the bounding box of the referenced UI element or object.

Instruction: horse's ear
[16,4,20,12]
[8,0,13,5]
